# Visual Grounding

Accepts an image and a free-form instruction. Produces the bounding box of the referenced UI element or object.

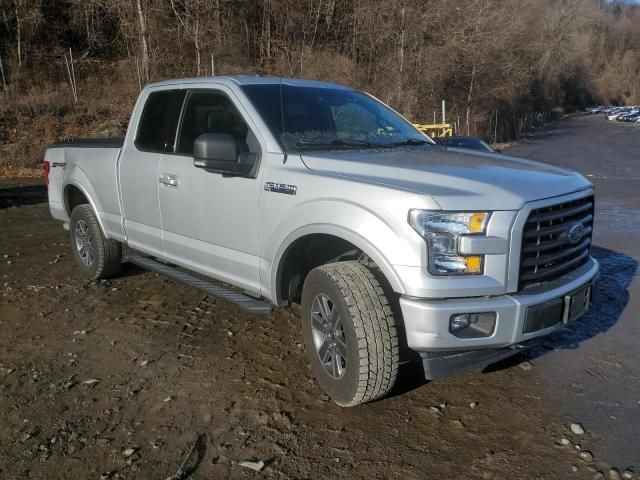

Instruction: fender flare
[62,178,108,236]
[271,223,407,303]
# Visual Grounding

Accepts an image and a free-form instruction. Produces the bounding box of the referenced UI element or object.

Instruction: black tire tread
[70,205,122,280]
[314,261,399,406]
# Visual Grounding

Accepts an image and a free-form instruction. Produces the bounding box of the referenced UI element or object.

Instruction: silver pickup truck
[45,76,599,406]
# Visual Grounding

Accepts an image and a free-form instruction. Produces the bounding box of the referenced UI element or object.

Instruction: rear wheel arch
[64,184,90,217]
[62,182,109,237]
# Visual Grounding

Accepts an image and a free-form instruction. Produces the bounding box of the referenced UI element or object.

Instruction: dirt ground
[1,115,638,479]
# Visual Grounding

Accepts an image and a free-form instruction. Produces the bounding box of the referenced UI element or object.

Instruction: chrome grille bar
[518,195,594,289]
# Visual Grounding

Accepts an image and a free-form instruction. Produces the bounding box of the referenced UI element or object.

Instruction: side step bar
[127,255,274,315]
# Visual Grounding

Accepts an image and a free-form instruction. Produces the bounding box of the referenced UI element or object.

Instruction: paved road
[0,114,638,479]
[507,114,640,466]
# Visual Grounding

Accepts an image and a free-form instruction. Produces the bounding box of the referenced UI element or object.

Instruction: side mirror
[193,133,251,175]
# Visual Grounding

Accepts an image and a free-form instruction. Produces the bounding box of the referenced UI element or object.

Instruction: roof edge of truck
[145,75,353,90]
[48,138,124,149]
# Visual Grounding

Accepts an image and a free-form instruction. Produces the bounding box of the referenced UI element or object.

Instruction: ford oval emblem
[567,223,586,244]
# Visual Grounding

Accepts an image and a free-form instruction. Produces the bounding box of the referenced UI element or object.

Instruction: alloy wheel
[310,293,348,378]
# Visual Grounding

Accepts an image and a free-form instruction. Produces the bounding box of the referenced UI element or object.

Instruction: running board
[127,255,274,315]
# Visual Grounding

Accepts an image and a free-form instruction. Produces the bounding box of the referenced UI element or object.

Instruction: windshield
[240,83,432,151]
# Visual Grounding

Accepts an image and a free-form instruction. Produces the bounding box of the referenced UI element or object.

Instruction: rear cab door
[119,88,185,257]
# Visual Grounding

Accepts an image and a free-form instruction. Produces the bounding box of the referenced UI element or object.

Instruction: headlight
[408,210,490,275]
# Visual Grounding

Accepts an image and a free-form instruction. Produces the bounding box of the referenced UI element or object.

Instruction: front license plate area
[563,284,592,324]
[523,298,564,333]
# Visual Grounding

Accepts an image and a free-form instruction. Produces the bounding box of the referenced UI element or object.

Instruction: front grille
[519,195,594,290]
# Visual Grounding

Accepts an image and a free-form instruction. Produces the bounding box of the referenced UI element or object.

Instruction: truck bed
[45,138,125,242]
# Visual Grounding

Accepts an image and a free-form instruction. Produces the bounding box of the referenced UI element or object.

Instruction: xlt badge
[264,182,297,195]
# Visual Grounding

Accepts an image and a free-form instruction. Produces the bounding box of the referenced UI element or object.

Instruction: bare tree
[0,54,8,93]
[136,0,150,82]
[5,0,42,70]
[1,0,640,140]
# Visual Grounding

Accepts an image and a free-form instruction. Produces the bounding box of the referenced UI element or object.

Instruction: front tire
[301,261,399,406]
[69,204,122,280]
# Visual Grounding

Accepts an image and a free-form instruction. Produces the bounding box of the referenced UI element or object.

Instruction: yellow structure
[413,123,453,138]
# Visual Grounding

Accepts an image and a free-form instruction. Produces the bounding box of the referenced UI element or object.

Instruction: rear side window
[135,90,186,153]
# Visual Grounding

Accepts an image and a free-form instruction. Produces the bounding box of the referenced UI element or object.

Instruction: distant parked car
[602,106,639,121]
[608,111,624,121]
[436,136,496,153]
[618,110,639,122]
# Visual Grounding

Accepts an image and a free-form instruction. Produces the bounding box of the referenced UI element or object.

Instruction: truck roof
[146,76,352,90]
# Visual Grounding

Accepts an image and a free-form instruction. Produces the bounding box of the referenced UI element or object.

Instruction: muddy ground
[0,114,638,479]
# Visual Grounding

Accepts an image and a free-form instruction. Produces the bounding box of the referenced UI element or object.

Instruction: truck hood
[300,146,592,210]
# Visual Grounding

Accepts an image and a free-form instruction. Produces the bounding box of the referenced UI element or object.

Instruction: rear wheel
[69,204,122,280]
[301,261,399,406]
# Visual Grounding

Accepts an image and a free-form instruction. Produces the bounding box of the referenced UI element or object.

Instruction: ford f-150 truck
[45,76,599,406]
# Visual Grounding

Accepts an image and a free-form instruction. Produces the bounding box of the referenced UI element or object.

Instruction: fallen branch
[165,433,207,480]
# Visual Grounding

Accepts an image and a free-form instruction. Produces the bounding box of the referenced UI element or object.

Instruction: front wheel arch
[273,229,405,305]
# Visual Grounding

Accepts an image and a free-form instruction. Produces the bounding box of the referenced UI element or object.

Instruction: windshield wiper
[294,138,433,150]
[389,138,433,146]
[295,139,395,149]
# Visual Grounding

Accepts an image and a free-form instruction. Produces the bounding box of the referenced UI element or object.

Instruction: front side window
[135,90,186,152]
[176,90,259,167]
[241,84,431,152]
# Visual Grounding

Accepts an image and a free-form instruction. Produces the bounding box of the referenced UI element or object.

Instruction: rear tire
[301,261,399,406]
[69,204,122,280]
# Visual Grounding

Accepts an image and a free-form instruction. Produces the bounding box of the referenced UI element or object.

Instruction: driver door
[158,87,262,294]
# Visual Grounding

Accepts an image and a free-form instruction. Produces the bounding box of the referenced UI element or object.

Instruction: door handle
[159,175,178,187]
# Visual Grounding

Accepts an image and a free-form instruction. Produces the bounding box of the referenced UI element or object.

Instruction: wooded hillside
[0,0,639,174]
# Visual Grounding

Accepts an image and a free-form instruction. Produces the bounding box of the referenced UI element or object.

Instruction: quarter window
[136,90,186,153]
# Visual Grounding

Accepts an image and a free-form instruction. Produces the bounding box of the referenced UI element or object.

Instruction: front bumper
[419,340,540,380]
[400,257,599,353]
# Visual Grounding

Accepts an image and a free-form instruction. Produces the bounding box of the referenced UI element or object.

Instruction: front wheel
[301,261,399,406]
[69,204,122,280]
